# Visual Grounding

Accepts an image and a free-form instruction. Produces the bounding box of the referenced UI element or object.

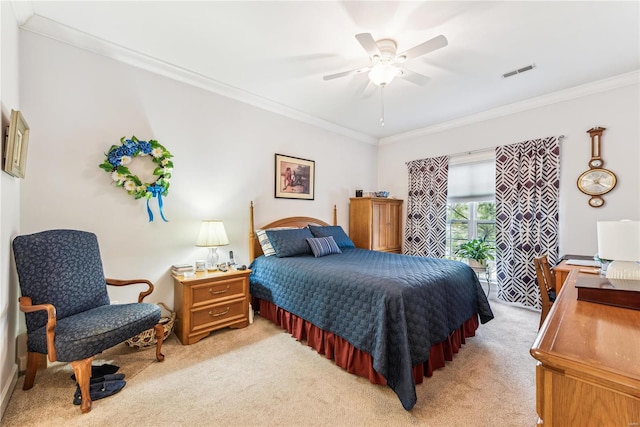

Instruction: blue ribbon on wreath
[147,184,168,222]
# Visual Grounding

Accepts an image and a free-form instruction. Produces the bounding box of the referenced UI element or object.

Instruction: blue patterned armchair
[12,229,165,413]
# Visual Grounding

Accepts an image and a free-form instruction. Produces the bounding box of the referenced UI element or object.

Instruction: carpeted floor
[2,294,540,427]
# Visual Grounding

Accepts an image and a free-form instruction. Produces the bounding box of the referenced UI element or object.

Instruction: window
[446,201,496,258]
[446,154,496,282]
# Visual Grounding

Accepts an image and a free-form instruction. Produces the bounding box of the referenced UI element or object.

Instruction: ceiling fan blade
[355,33,381,58]
[323,67,369,81]
[398,68,431,86]
[398,35,448,61]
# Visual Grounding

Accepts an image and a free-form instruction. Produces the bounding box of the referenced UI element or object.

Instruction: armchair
[12,229,165,413]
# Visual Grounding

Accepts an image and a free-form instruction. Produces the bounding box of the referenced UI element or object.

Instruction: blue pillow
[308,225,355,248]
[255,227,297,257]
[266,228,314,257]
[306,236,342,258]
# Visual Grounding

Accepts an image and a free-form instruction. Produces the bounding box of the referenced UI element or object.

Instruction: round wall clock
[578,127,616,207]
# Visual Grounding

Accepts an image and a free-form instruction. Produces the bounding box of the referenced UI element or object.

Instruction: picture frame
[274,153,315,200]
[3,110,30,178]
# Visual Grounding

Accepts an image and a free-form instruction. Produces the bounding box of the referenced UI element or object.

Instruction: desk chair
[534,255,557,329]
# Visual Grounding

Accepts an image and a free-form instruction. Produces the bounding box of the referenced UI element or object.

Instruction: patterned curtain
[405,156,449,257]
[495,137,560,308]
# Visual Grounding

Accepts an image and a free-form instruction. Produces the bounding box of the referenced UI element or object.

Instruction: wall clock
[577,127,616,207]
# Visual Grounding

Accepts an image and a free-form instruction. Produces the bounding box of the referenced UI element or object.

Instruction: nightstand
[172,269,250,345]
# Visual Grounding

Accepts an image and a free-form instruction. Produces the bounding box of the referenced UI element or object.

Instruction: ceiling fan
[323,33,448,87]
[323,32,448,127]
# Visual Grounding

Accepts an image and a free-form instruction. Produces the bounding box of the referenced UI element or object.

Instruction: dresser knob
[208,285,230,294]
[208,307,230,317]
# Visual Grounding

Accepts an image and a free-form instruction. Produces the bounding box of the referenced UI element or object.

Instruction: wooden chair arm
[19,296,57,362]
[105,278,155,303]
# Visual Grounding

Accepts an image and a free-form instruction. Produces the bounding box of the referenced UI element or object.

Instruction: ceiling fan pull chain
[380,86,385,127]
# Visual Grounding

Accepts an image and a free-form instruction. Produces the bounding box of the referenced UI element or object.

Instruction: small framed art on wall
[274,153,315,200]
[3,110,30,178]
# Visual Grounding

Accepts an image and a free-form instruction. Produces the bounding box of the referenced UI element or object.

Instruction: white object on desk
[597,220,640,280]
[565,259,600,267]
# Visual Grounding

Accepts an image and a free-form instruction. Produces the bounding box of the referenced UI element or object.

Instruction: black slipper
[70,363,120,381]
[73,379,126,405]
[88,373,125,384]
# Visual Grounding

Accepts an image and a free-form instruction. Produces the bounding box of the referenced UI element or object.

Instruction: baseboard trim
[1,363,18,420]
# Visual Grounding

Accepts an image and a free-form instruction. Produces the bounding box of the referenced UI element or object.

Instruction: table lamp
[196,220,229,270]
[597,220,640,280]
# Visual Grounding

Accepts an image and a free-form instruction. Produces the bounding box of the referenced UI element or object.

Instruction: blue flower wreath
[99,136,173,222]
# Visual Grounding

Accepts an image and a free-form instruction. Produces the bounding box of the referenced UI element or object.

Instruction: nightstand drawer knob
[208,285,230,295]
[208,307,230,317]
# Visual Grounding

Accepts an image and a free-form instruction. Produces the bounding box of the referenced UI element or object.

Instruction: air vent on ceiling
[502,64,536,79]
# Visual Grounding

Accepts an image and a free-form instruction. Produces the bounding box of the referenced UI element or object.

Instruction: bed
[247,202,494,410]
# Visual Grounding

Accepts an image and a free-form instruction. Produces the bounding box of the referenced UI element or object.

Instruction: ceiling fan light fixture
[369,63,400,86]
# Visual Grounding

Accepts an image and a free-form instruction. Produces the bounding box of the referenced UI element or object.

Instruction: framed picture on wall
[3,110,30,178]
[274,153,315,200]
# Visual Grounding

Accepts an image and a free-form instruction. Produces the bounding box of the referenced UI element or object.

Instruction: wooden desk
[530,269,640,426]
[552,260,590,293]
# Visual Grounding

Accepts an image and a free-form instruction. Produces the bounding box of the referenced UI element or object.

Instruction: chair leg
[154,323,165,362]
[71,356,94,414]
[22,352,42,390]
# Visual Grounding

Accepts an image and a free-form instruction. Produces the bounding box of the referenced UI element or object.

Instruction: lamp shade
[597,220,640,262]
[195,220,229,247]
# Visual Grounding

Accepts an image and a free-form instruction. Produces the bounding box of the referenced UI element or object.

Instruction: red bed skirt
[255,298,480,385]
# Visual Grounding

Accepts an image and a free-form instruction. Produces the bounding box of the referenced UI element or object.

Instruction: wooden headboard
[248,201,337,263]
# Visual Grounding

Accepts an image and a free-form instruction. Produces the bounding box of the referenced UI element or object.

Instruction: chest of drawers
[173,269,250,345]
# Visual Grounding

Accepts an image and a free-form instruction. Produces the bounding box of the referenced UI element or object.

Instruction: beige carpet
[2,296,540,427]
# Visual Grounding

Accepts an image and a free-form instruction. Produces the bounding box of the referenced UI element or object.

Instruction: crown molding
[18,12,639,148]
[20,14,378,146]
[379,70,640,145]
[10,0,34,26]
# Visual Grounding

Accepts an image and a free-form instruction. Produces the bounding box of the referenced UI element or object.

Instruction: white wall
[0,0,22,417]
[378,80,640,257]
[17,31,376,308]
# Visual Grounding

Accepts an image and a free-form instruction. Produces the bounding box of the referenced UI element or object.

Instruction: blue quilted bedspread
[249,248,493,410]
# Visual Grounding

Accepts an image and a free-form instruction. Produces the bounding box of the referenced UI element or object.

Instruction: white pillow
[255,227,297,256]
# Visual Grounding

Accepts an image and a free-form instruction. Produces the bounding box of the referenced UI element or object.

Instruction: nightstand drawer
[191,277,245,306]
[191,299,246,330]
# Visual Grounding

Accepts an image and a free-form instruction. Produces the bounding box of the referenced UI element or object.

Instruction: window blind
[447,159,496,203]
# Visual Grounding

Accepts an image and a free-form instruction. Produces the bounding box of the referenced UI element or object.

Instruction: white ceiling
[14,1,640,144]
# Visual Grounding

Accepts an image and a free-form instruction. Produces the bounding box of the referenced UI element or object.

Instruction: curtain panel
[405,156,449,257]
[495,137,560,308]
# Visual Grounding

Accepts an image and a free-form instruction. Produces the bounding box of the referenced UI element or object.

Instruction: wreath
[99,136,173,221]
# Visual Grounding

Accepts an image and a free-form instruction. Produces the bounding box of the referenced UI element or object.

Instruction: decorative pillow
[306,236,342,258]
[308,225,355,248]
[266,228,314,257]
[256,227,296,257]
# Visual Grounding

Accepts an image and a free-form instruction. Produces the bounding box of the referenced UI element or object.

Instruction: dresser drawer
[191,277,246,306]
[191,299,246,331]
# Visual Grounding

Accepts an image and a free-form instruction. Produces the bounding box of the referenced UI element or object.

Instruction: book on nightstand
[171,263,194,275]
[575,275,640,310]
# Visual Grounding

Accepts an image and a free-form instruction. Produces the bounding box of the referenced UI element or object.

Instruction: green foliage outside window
[445,201,496,259]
